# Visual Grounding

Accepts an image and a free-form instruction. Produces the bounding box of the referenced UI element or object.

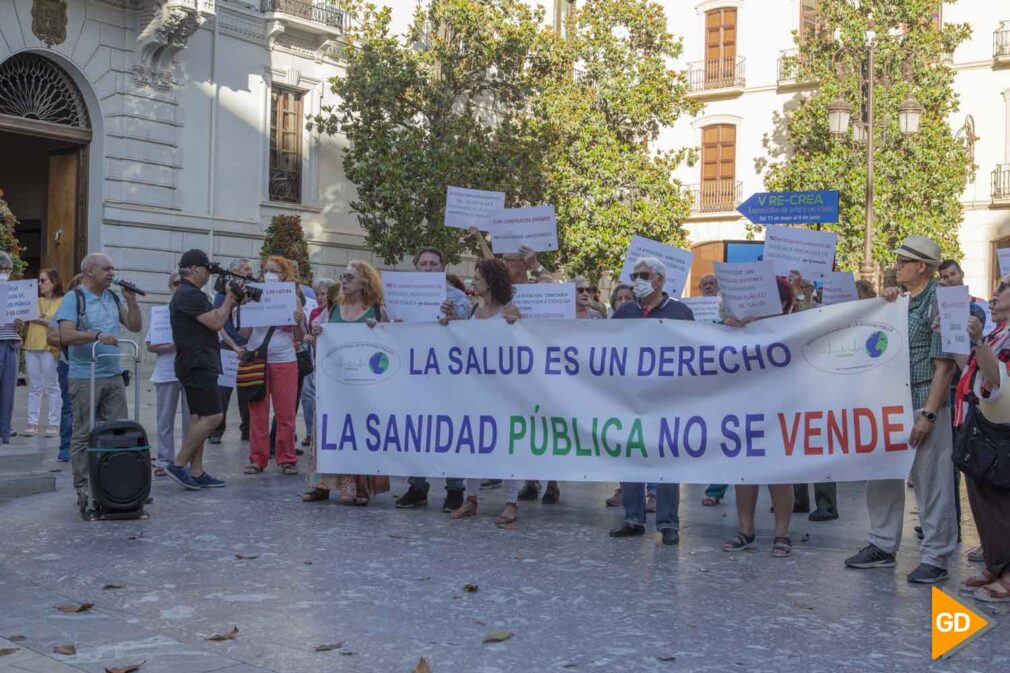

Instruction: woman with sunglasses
[575,276,603,320]
[445,258,523,524]
[22,268,64,439]
[146,273,191,476]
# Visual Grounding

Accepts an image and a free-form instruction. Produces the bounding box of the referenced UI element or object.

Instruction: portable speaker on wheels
[82,339,151,521]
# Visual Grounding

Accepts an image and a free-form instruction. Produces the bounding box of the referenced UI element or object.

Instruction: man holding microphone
[164,249,244,490]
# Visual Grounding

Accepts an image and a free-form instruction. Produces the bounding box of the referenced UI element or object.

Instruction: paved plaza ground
[0,377,1007,673]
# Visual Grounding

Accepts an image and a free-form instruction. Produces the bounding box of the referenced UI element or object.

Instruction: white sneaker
[21,425,37,437]
[44,426,58,438]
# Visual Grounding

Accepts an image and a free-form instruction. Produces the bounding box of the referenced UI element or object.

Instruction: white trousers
[25,350,60,426]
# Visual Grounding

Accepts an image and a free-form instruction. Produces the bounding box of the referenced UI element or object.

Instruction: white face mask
[0,273,8,282]
[632,278,653,299]
[264,272,280,282]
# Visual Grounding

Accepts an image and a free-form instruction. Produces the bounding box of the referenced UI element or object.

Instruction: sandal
[722,531,756,552]
[495,503,518,525]
[302,488,329,502]
[338,480,356,505]
[966,545,985,563]
[605,488,622,507]
[701,496,721,507]
[244,464,264,475]
[352,496,370,506]
[959,570,996,596]
[450,497,478,519]
[153,467,167,477]
[974,579,1010,603]
[771,536,792,558]
[281,464,298,476]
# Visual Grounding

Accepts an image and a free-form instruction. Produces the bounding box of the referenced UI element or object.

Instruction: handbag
[953,403,1010,490]
[236,327,276,404]
[296,346,314,377]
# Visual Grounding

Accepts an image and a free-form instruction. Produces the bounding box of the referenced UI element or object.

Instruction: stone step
[0,446,46,472]
[0,470,55,499]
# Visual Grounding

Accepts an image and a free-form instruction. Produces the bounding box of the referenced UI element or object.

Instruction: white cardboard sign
[822,271,859,305]
[680,296,722,323]
[998,249,1010,279]
[714,260,783,319]
[218,349,240,388]
[618,235,693,298]
[1,280,37,323]
[763,225,838,279]
[445,186,506,230]
[488,205,558,253]
[937,284,971,355]
[511,283,576,320]
[382,271,447,323]
[146,305,173,345]
[237,282,298,328]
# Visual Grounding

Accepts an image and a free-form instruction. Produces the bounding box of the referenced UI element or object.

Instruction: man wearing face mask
[610,257,694,545]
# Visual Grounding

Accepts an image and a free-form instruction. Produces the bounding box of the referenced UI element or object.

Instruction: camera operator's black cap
[179,249,211,270]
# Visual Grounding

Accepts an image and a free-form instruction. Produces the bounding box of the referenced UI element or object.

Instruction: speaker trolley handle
[89,339,142,429]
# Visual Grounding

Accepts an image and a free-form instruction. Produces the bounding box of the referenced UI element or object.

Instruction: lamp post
[827,33,924,284]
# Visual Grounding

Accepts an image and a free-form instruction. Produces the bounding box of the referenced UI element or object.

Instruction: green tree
[262,214,313,284]
[535,0,700,280]
[0,189,26,279]
[759,0,972,273]
[310,0,557,265]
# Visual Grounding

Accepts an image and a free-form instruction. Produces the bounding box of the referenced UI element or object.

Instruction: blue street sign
[736,190,839,225]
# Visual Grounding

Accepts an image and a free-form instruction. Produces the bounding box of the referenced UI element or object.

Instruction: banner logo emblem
[802,321,899,374]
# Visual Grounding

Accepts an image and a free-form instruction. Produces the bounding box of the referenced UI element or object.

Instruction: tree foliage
[262,214,313,284]
[759,0,972,273]
[312,0,698,276]
[0,192,26,279]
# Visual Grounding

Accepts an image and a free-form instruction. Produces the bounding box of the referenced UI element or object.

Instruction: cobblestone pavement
[0,379,1006,673]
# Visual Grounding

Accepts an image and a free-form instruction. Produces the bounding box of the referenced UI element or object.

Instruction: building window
[269,87,304,203]
[800,0,818,43]
[704,8,737,88]
[700,123,736,212]
[555,0,576,38]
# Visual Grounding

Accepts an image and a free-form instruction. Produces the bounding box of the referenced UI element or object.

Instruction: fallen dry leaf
[793,601,814,611]
[800,533,811,543]
[105,662,145,673]
[657,655,677,662]
[103,583,125,590]
[303,561,313,565]
[387,533,406,539]
[463,583,479,593]
[0,648,19,657]
[338,650,355,656]
[7,635,25,642]
[417,576,431,581]
[234,554,259,560]
[414,656,431,673]
[205,626,239,641]
[56,603,94,613]
[53,644,76,655]
[313,642,344,652]
[482,630,513,644]
[126,531,143,540]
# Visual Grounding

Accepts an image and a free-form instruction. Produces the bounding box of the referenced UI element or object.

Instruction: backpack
[47,288,122,357]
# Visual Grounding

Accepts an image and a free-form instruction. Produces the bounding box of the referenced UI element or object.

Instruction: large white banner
[316,299,915,484]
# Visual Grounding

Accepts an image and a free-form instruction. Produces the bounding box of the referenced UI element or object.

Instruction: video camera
[209,262,263,303]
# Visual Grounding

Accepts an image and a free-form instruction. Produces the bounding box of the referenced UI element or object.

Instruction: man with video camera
[164,249,245,490]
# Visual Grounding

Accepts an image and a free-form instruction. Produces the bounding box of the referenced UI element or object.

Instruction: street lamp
[827,39,925,283]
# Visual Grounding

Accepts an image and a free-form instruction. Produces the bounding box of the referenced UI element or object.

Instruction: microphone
[112,277,148,296]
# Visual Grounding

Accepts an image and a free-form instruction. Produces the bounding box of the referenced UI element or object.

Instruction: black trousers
[211,385,249,441]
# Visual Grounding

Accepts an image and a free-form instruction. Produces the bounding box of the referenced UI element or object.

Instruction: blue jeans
[409,476,465,493]
[0,342,19,443]
[621,481,680,531]
[301,373,316,438]
[58,360,72,458]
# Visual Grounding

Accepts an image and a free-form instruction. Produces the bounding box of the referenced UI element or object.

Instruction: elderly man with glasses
[609,256,695,545]
[845,235,958,584]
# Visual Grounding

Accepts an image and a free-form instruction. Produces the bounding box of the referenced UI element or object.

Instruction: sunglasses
[171,281,180,287]
[630,271,651,281]
[576,287,591,294]
[339,272,356,282]
[895,258,921,268]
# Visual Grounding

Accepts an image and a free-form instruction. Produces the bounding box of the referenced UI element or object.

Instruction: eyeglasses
[39,278,51,283]
[575,287,591,294]
[170,281,180,287]
[895,258,922,268]
[630,271,651,281]
[339,272,356,282]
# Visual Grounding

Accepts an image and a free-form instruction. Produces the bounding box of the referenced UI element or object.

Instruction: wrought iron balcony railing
[686,56,746,93]
[995,21,1010,61]
[687,180,744,214]
[261,0,347,31]
[777,48,814,85]
[994,164,1010,203]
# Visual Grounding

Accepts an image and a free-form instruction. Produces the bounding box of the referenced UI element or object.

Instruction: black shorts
[179,367,223,417]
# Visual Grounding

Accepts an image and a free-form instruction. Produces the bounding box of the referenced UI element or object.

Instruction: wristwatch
[920,409,937,423]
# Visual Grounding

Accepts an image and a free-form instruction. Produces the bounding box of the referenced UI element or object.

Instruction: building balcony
[687,180,744,215]
[686,57,746,100]
[777,49,814,89]
[994,164,1010,206]
[995,21,1010,66]
[261,0,348,35]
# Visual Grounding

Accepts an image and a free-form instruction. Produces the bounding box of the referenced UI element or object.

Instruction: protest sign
[218,349,239,388]
[316,298,915,484]
[488,206,558,253]
[937,285,971,355]
[680,296,722,323]
[237,282,298,328]
[999,248,1010,278]
[1,280,37,323]
[822,271,859,305]
[618,236,693,297]
[512,283,576,320]
[146,305,173,345]
[762,225,838,278]
[714,261,782,319]
[383,271,447,323]
[152,354,176,382]
[445,186,506,230]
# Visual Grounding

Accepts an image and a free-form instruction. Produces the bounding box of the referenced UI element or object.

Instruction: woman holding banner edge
[443,258,522,525]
